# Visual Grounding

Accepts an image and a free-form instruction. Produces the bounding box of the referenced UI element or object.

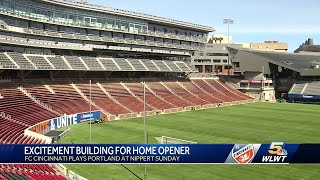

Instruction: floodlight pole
[89,79,92,143]
[143,81,147,180]
[223,18,234,77]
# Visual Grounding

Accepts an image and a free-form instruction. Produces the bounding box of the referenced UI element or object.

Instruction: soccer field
[59,103,320,180]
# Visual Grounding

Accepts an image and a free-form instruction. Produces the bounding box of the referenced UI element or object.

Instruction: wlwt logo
[231,144,255,164]
[262,142,288,163]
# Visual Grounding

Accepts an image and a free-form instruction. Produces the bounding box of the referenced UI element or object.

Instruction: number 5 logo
[268,142,284,155]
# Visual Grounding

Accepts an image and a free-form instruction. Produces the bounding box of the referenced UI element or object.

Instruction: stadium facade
[227,47,320,101]
[191,34,288,75]
[0,1,256,179]
[0,0,215,80]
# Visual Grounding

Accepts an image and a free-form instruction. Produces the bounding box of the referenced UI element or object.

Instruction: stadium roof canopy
[40,0,215,32]
[228,47,320,76]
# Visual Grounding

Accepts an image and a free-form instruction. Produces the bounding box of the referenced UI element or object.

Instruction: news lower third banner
[0,143,320,164]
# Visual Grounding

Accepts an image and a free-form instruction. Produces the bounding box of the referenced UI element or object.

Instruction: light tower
[223,18,234,76]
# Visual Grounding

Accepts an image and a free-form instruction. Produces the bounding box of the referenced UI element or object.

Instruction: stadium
[0,0,319,179]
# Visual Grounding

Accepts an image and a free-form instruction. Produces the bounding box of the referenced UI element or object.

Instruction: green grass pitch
[59,103,320,180]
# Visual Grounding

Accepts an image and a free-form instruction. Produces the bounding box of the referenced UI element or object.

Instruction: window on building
[194,59,211,63]
[195,65,203,72]
[205,65,212,73]
[223,60,228,63]
[233,62,240,67]
[206,53,228,56]
[212,59,221,63]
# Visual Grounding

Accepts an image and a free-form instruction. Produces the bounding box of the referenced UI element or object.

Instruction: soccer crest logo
[231,144,255,164]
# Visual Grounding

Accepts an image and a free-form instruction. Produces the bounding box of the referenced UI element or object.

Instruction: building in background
[227,47,320,101]
[191,34,288,75]
[294,38,320,54]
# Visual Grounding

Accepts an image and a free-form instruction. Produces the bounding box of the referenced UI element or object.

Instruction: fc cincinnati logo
[231,144,255,164]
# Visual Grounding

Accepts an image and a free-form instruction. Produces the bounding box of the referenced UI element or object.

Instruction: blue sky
[91,0,320,51]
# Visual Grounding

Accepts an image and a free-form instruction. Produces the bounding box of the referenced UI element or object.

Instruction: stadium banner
[0,143,320,164]
[30,111,101,134]
[288,94,320,100]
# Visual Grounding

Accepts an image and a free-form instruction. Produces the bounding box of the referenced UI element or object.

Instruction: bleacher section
[289,81,320,100]
[100,82,154,113]
[0,163,66,180]
[26,55,52,69]
[152,60,171,72]
[0,53,17,69]
[98,58,120,71]
[23,82,96,115]
[141,60,159,71]
[289,83,306,94]
[304,82,320,95]
[114,58,134,71]
[6,52,35,69]
[163,81,208,105]
[0,82,57,127]
[0,52,193,72]
[75,83,130,115]
[125,82,176,110]
[64,56,88,70]
[175,62,191,71]
[165,61,181,72]
[47,56,69,70]
[128,59,147,71]
[146,82,193,107]
[81,57,104,71]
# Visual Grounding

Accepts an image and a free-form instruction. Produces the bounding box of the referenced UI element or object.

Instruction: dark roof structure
[228,47,320,76]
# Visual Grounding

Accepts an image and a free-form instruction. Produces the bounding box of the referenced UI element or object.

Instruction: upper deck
[39,0,214,32]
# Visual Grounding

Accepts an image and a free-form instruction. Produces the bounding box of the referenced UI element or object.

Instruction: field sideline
[59,103,320,180]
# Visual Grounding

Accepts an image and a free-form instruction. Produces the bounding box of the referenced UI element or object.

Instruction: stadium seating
[163,81,208,105]
[289,81,320,95]
[26,56,52,69]
[24,82,96,115]
[100,82,154,112]
[0,164,66,180]
[205,79,251,101]
[0,80,252,118]
[0,52,192,72]
[75,83,130,115]
[146,82,193,107]
[304,82,320,95]
[0,53,17,69]
[114,58,134,71]
[179,81,220,103]
[6,52,35,69]
[127,59,147,71]
[141,60,159,71]
[81,57,104,71]
[175,62,191,71]
[64,56,88,70]
[164,61,181,72]
[46,56,70,70]
[152,60,171,72]
[192,79,236,102]
[0,82,57,126]
[124,82,176,110]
